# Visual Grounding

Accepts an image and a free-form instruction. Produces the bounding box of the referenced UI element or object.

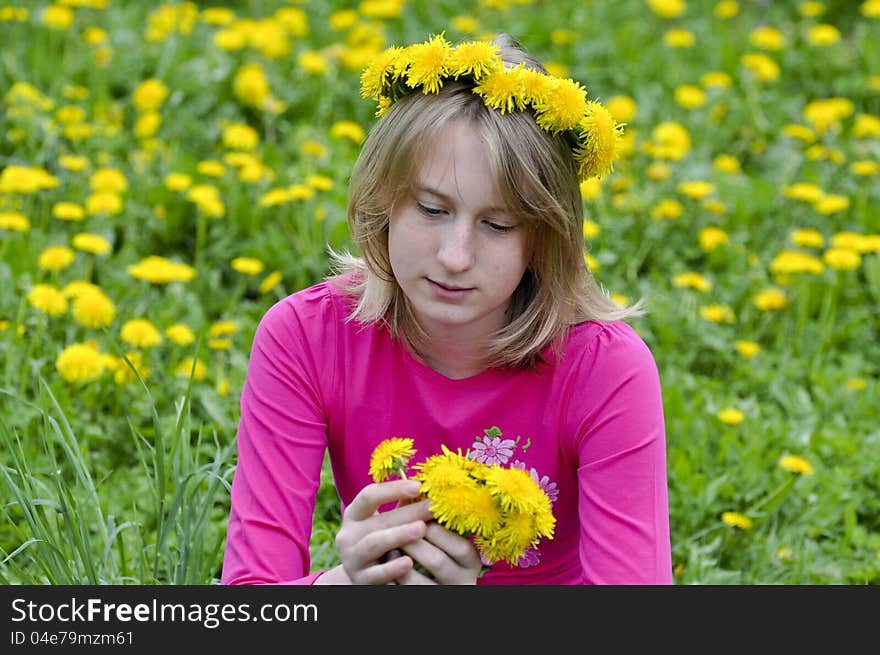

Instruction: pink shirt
[221,276,672,585]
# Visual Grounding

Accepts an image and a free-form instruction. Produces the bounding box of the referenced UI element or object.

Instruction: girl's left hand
[393,521,483,585]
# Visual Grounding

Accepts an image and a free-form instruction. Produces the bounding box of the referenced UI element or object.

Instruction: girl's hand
[333,479,434,585]
[395,521,483,585]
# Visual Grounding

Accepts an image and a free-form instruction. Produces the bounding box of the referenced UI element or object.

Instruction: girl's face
[388,119,531,343]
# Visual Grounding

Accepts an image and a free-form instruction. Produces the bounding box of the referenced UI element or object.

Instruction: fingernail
[403,480,421,495]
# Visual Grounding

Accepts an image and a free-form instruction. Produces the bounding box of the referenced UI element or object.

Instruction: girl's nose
[436,222,475,273]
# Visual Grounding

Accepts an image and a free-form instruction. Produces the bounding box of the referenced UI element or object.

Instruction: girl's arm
[221,297,331,585]
[573,323,673,584]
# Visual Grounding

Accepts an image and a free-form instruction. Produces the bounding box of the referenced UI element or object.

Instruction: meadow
[0,0,878,585]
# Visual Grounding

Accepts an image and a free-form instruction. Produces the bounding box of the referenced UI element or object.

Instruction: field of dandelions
[1,0,878,585]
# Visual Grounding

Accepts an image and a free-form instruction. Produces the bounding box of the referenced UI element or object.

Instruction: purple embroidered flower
[511,460,526,470]
[517,547,541,568]
[469,435,517,465]
[530,469,559,506]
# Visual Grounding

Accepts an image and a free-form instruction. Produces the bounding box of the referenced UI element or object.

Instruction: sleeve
[571,323,672,584]
[220,287,337,585]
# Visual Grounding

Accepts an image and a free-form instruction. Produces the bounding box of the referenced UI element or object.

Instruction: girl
[221,33,672,585]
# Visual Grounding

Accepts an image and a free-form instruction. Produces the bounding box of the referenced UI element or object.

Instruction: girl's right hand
[333,479,433,585]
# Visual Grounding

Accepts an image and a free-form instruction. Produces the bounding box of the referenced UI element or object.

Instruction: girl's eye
[417,202,444,216]
[487,222,515,233]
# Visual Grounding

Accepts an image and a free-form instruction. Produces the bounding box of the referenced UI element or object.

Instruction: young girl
[221,33,672,585]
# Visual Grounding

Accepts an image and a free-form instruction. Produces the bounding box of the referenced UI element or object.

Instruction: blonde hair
[328,33,643,369]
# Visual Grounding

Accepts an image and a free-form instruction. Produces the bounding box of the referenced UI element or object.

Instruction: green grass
[1,0,878,584]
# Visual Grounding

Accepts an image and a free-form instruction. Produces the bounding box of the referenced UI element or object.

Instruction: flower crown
[359,34,623,182]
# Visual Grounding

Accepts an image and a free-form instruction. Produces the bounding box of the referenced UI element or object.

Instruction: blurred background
[1,0,878,584]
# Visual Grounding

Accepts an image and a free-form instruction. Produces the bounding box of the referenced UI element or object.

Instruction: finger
[345,480,422,521]
[400,537,448,579]
[359,554,414,585]
[423,522,482,569]
[395,566,438,585]
[371,499,434,531]
[355,520,427,566]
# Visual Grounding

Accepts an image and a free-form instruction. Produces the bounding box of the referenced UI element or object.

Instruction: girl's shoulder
[553,319,657,374]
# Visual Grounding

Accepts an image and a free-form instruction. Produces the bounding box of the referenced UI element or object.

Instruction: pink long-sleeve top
[221,275,672,585]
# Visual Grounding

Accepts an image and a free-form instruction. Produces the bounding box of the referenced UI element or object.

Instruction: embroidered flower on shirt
[469,425,516,465]
[517,546,541,568]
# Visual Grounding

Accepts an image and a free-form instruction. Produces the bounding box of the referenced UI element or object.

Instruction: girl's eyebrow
[413,184,511,215]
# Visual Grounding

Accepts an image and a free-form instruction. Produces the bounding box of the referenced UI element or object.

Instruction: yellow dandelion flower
[534,77,588,133]
[0,211,31,232]
[111,351,149,385]
[677,180,715,199]
[808,24,840,46]
[467,484,505,537]
[698,227,729,252]
[28,284,68,317]
[673,272,712,292]
[519,68,554,105]
[175,356,207,381]
[844,378,867,392]
[222,123,259,150]
[43,5,74,29]
[90,167,128,193]
[648,0,686,19]
[735,340,760,358]
[664,28,695,48]
[823,247,860,270]
[128,255,196,284]
[360,46,405,100]
[412,446,479,492]
[814,194,849,215]
[329,120,365,144]
[779,454,815,475]
[448,40,501,80]
[646,162,671,182]
[120,318,162,348]
[717,407,745,425]
[483,466,546,514]
[63,281,100,299]
[791,228,824,248]
[85,191,123,215]
[404,34,452,94]
[770,251,824,275]
[782,182,823,203]
[714,0,739,20]
[259,270,282,294]
[165,323,195,346]
[209,320,238,337]
[164,172,192,191]
[473,67,525,114]
[753,288,787,311]
[369,437,416,482]
[231,256,264,275]
[721,511,753,529]
[72,233,111,256]
[133,78,169,112]
[429,478,485,535]
[72,289,115,329]
[56,342,104,383]
[713,154,740,172]
[574,102,621,180]
[52,201,86,222]
[38,245,75,272]
[646,122,691,160]
[850,160,878,176]
[700,304,736,324]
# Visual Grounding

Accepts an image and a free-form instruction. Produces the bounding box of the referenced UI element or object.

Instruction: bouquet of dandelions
[368,436,556,568]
